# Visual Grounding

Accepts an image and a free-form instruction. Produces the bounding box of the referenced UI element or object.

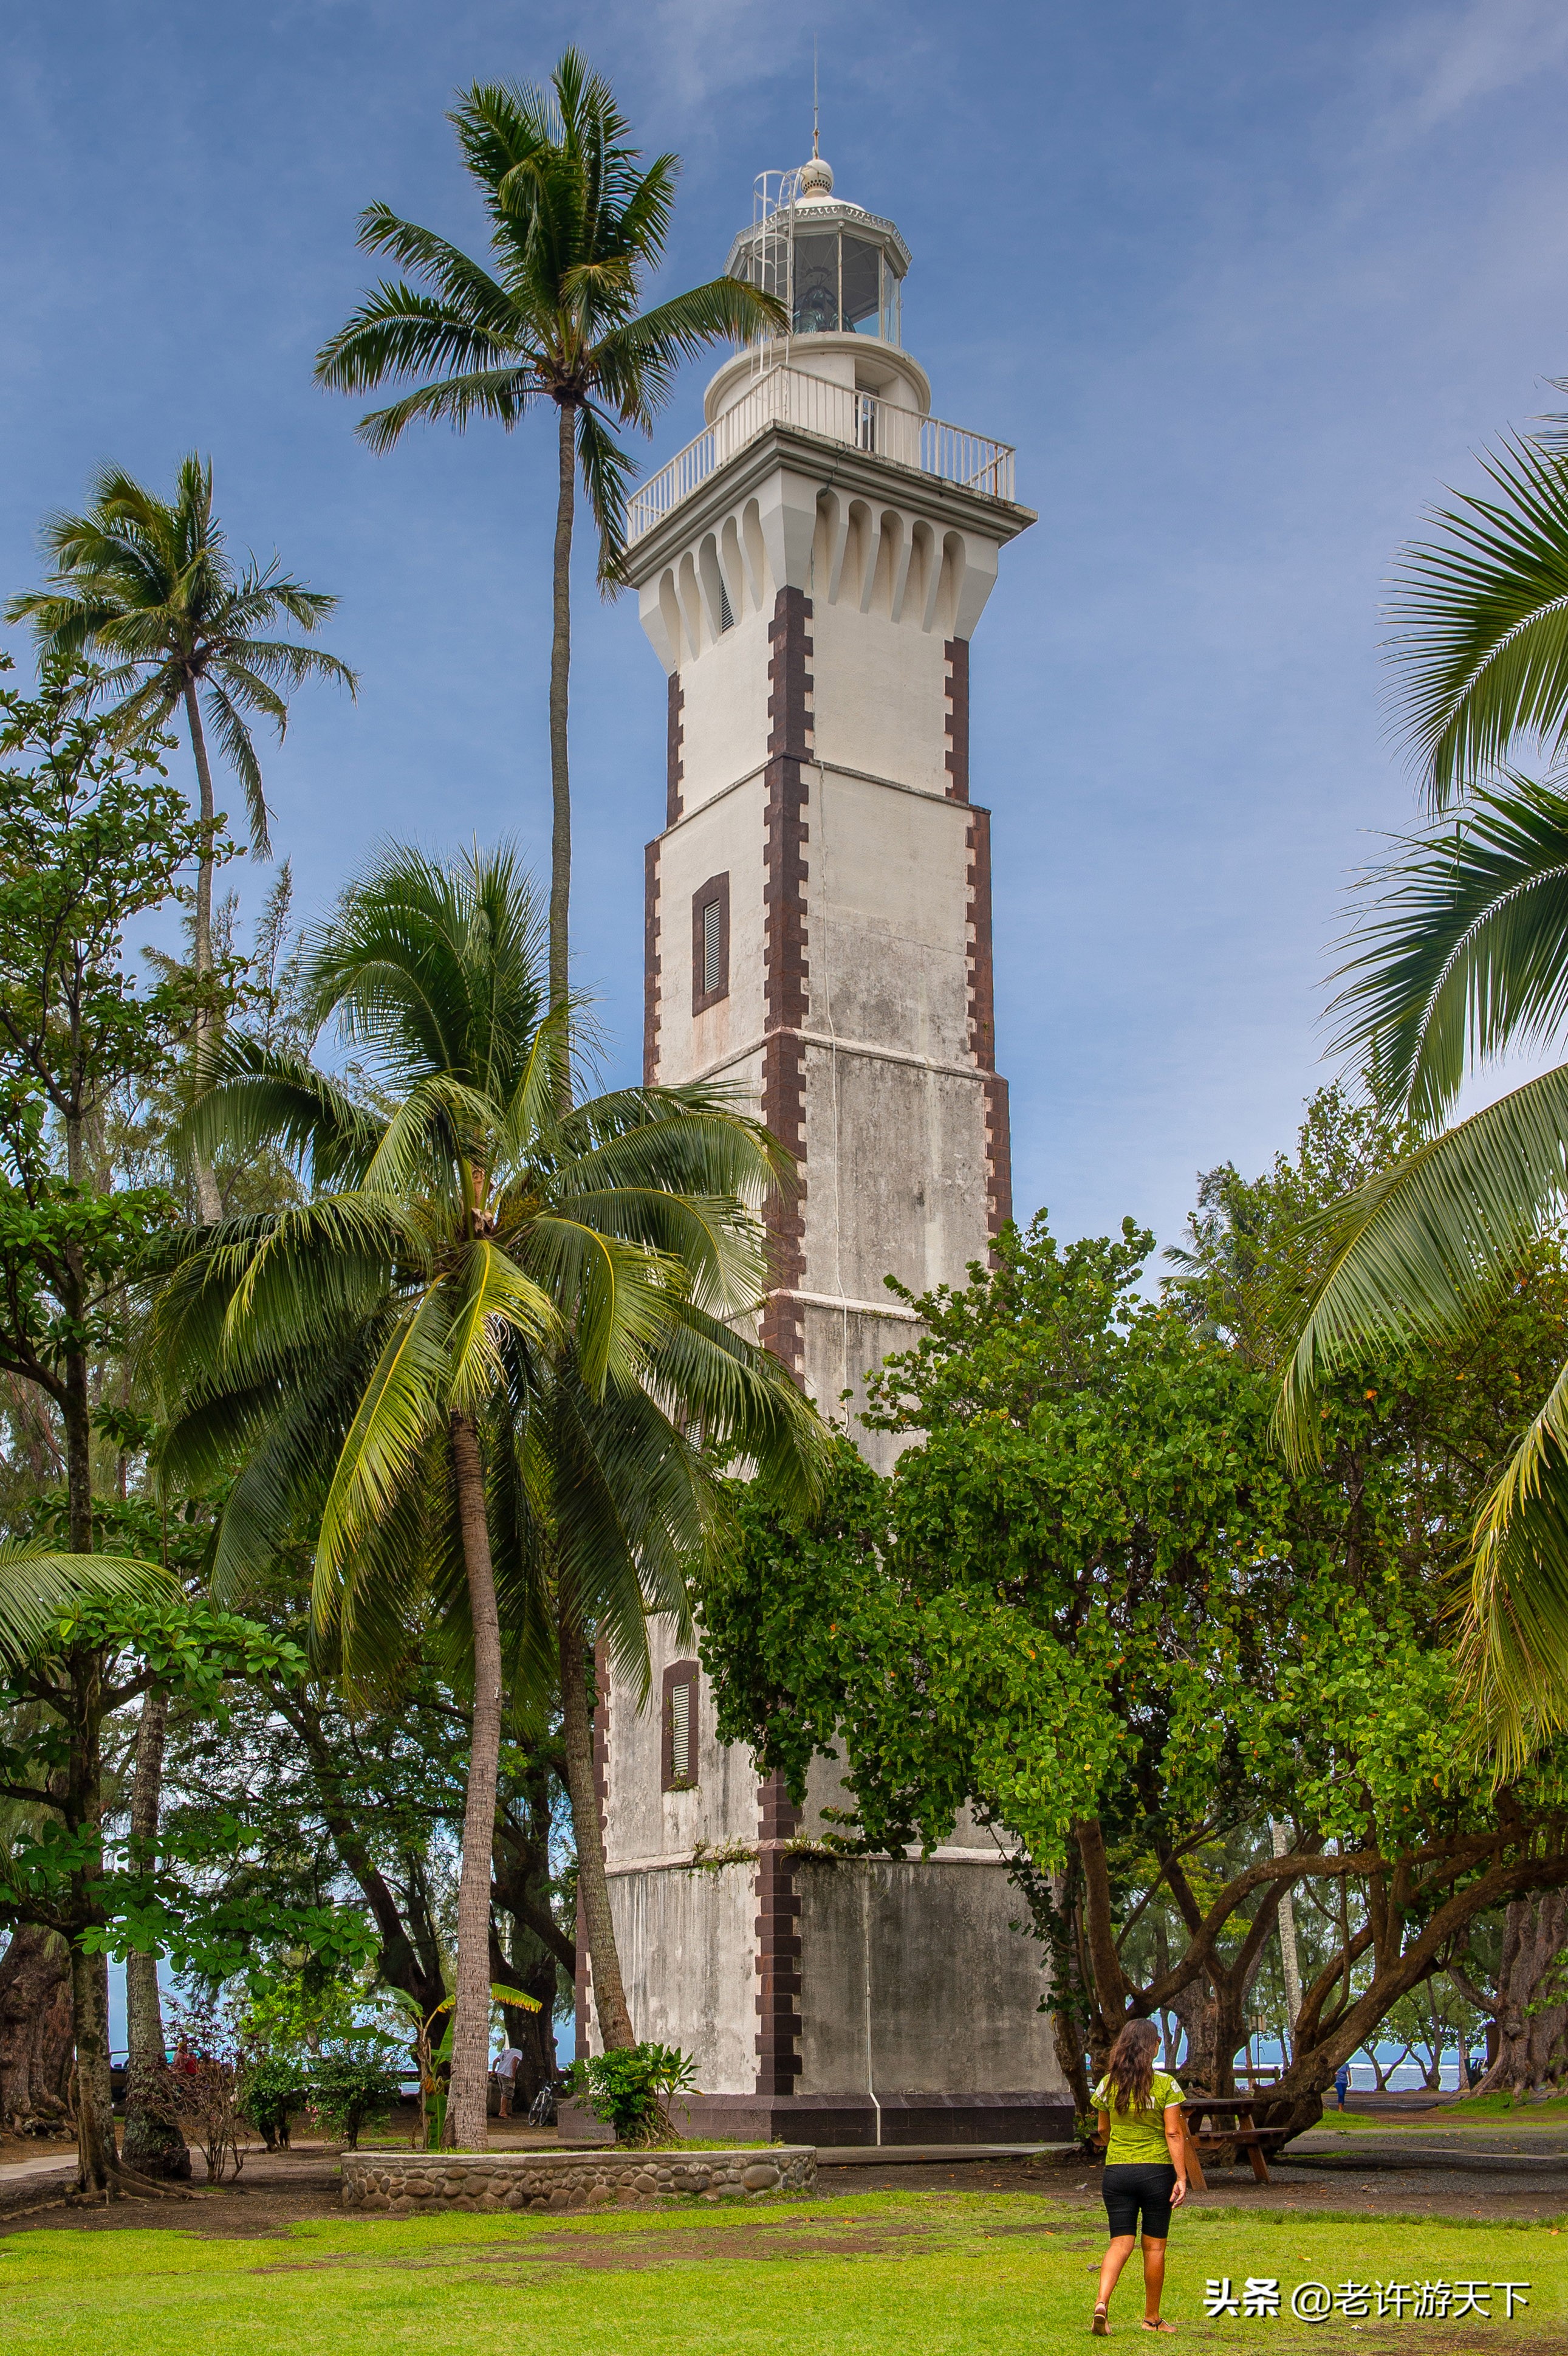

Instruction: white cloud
[1380,0,1568,135]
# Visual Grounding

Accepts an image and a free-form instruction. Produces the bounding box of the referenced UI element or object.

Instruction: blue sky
[5,0,1568,1256]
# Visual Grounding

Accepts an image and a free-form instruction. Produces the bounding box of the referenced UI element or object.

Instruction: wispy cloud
[1379,0,1568,135]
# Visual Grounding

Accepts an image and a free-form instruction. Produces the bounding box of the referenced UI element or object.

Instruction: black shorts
[1102,2162,1177,2238]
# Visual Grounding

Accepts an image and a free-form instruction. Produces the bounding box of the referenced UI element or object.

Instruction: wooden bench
[1179,2094,1289,2188]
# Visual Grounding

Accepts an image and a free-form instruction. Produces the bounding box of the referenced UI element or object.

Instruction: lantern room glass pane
[841,236,881,332]
[792,233,839,334]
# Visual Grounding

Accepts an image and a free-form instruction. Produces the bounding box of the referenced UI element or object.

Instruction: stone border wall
[341,2144,815,2215]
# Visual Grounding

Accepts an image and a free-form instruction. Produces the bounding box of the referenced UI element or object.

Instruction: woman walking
[1090,2018,1188,2334]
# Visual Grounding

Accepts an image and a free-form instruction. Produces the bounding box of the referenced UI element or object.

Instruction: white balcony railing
[625,365,1016,544]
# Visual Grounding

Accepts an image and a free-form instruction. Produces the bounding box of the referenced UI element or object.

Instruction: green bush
[566,2043,696,2145]
[236,2055,309,2150]
[309,2052,405,2150]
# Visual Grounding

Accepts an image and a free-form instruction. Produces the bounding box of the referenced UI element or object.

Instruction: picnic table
[1179,2093,1288,2188]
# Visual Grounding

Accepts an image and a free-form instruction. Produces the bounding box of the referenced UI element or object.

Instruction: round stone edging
[340,2143,816,2215]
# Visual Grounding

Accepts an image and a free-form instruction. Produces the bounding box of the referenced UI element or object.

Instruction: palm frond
[1277,1062,1568,1459]
[1329,774,1568,1122]
[1391,435,1568,808]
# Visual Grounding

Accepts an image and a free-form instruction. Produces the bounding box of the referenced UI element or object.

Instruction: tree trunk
[122,1688,190,2178]
[548,400,575,1057]
[70,1942,115,2193]
[558,1602,634,2052]
[1271,1819,1302,2057]
[1474,1891,1568,2095]
[181,679,223,1225]
[448,1412,503,2149]
[0,1926,74,2129]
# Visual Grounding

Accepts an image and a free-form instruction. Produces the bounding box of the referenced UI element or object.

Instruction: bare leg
[1097,2232,1138,2313]
[1142,2235,1169,2321]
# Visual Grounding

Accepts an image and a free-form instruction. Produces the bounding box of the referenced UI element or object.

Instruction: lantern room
[725,156,909,348]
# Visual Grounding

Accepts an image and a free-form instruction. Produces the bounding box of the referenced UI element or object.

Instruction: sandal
[1141,2323,1176,2334]
[1092,2307,1109,2336]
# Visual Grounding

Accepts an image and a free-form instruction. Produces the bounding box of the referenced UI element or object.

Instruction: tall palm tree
[5,457,357,1219]
[148,845,820,2140]
[1279,425,1568,1758]
[313,55,785,1023]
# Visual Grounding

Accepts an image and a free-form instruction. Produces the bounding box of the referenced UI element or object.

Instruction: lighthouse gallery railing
[625,365,1016,544]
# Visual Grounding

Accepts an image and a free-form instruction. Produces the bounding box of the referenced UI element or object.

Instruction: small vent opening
[702,899,722,995]
[719,578,734,631]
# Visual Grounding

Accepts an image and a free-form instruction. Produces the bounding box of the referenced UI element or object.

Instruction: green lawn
[1,2191,1563,2354]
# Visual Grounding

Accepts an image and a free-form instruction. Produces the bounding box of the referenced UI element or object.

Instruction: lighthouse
[583,153,1070,2143]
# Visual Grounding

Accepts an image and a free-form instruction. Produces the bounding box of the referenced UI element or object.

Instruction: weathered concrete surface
[340,2144,815,2214]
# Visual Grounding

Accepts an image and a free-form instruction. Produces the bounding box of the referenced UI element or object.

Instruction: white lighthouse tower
[581,154,1069,2143]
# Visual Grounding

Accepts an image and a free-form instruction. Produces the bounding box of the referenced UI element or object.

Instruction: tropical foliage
[1278,421,1568,1760]
[145,843,821,2143]
[5,459,354,1220]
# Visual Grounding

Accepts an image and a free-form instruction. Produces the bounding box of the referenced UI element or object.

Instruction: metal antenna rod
[812,37,820,157]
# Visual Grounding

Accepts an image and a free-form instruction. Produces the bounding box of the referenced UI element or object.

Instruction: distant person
[1090,2017,1188,2336]
[1334,2062,1351,2110]
[495,2044,524,2120]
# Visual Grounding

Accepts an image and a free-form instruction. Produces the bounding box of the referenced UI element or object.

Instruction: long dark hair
[1104,2017,1161,2112]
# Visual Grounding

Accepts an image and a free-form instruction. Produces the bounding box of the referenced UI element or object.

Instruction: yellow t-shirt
[1092,2068,1185,2165]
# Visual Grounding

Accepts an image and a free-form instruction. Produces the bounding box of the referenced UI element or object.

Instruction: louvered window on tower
[671,1681,691,1780]
[702,898,722,995]
[719,578,734,631]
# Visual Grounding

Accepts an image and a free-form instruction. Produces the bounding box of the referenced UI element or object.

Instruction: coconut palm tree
[1279,425,1568,1757]
[5,457,357,1218]
[148,844,820,2141]
[313,55,786,1022]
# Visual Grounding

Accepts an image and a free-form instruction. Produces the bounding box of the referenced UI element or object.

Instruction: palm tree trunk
[122,1688,190,2179]
[549,401,574,1066]
[181,680,223,1226]
[558,1595,635,2051]
[448,1411,503,2149]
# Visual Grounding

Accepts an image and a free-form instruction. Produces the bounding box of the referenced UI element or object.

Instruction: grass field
[1,2191,1564,2354]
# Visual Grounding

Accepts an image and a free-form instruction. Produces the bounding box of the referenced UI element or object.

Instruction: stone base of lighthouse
[576,1623,1074,2145]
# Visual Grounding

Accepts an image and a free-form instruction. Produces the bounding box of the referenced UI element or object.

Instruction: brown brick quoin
[943,637,970,803]
[642,838,661,1086]
[754,1770,803,2095]
[965,805,1014,1242]
[666,673,684,827]
[760,586,813,1375]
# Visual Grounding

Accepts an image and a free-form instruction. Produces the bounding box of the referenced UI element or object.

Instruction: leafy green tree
[5,459,355,1218]
[149,843,820,2144]
[314,54,784,1017]
[702,1195,1568,2141]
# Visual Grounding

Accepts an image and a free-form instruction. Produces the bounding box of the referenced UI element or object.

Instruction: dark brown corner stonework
[643,839,661,1085]
[761,587,813,1375]
[666,673,685,826]
[576,1642,613,2055]
[754,1770,803,2095]
[965,805,1013,1240]
[943,638,970,804]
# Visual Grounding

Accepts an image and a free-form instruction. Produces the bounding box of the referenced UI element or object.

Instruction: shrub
[309,2052,405,2149]
[237,2055,309,2150]
[566,2043,696,2145]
